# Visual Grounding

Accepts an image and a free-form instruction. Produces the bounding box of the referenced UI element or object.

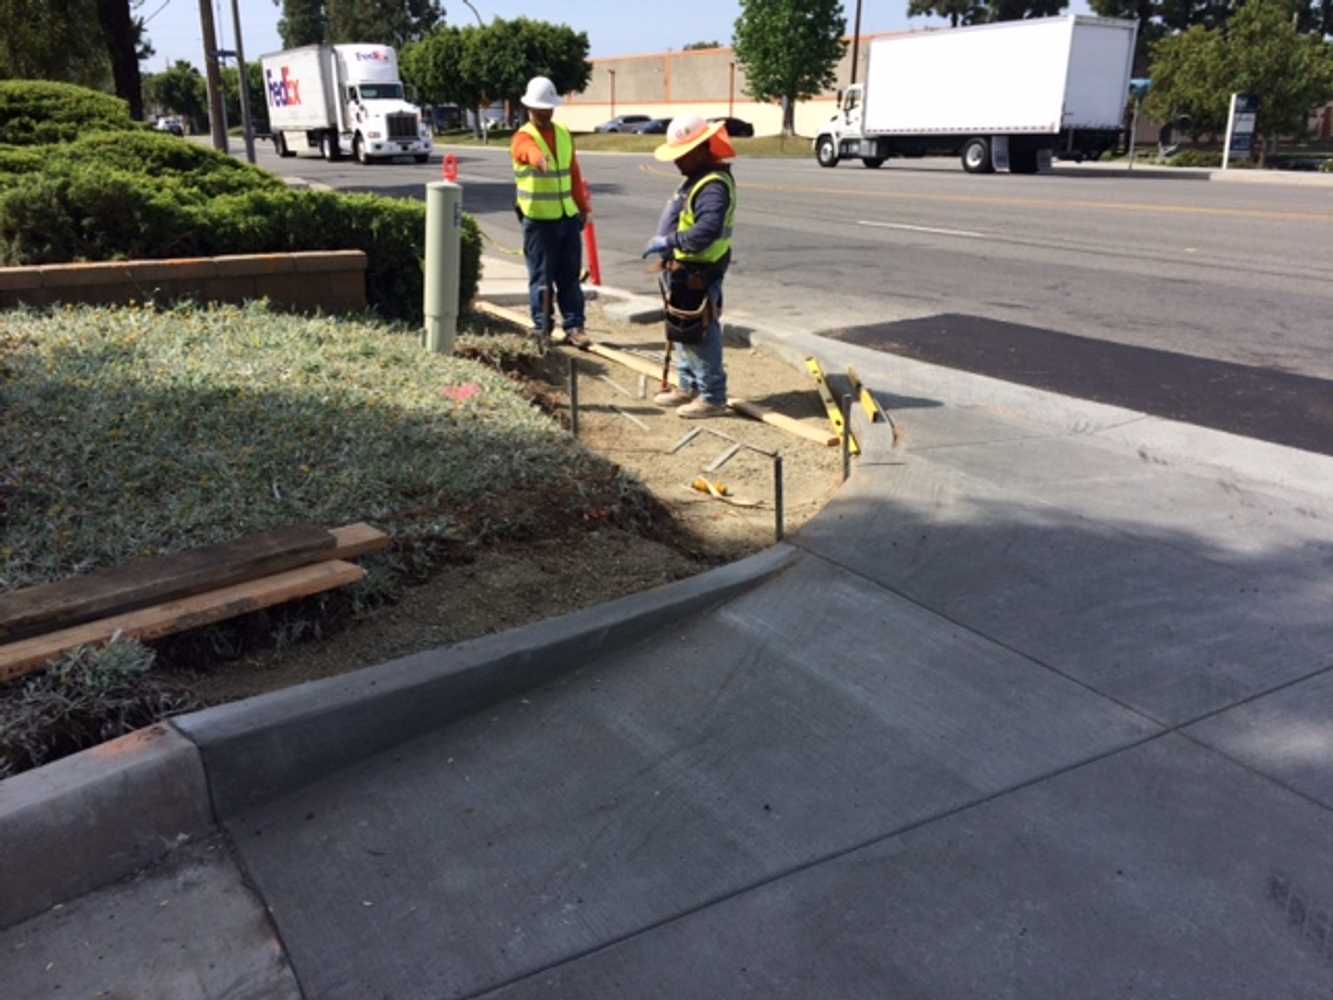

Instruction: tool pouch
[659,264,722,345]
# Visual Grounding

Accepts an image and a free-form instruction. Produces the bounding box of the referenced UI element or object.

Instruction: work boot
[549,328,568,345]
[676,398,729,419]
[566,328,592,349]
[653,387,695,407]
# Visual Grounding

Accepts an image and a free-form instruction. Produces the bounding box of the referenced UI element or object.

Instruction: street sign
[1222,93,1259,170]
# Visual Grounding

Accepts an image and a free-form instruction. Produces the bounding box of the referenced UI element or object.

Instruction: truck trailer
[259,43,433,164]
[814,15,1137,174]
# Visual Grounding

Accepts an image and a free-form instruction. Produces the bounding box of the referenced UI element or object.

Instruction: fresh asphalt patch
[826,313,1333,456]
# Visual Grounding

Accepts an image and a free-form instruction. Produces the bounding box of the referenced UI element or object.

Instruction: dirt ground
[162,301,843,706]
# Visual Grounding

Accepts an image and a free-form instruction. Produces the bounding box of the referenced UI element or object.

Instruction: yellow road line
[639,162,1332,224]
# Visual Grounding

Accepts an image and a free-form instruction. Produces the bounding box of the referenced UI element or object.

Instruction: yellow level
[846,366,887,425]
[805,357,860,456]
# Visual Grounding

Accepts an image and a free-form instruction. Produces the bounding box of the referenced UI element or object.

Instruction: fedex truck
[259,43,433,164]
[813,16,1137,174]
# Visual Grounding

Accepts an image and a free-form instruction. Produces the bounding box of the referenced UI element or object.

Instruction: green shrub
[0,167,482,321]
[0,81,135,145]
[56,130,282,196]
[0,639,198,778]
[1167,149,1224,168]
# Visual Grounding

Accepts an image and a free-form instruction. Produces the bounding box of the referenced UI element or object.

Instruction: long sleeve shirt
[511,126,592,216]
[654,166,733,256]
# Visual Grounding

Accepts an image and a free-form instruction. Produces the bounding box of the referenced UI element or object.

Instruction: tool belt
[658,259,726,345]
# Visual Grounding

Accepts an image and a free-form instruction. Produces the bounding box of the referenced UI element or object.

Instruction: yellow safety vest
[675,170,736,264]
[514,123,579,220]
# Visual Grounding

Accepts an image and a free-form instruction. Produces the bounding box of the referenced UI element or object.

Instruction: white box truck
[259,43,433,164]
[813,15,1137,174]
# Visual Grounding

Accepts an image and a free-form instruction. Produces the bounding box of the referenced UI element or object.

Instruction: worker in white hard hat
[642,114,737,419]
[511,75,592,349]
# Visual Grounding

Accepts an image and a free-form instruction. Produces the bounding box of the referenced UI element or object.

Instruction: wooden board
[0,561,366,684]
[0,525,335,645]
[330,523,391,560]
[475,299,836,448]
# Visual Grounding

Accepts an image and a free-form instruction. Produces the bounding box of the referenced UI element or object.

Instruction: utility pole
[850,0,864,85]
[229,0,256,163]
[198,0,228,152]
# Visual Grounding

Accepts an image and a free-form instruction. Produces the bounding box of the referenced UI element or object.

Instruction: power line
[143,0,174,25]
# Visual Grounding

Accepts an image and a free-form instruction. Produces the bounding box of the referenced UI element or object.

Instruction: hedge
[0,81,135,146]
[0,127,481,320]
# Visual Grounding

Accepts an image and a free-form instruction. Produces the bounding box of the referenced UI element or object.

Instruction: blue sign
[1228,94,1259,158]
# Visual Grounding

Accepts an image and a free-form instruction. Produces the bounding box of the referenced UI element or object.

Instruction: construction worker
[512,76,592,348]
[643,114,737,419]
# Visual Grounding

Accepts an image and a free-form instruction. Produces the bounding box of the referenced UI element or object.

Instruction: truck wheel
[320,134,340,162]
[816,137,839,168]
[862,157,884,169]
[275,133,295,158]
[962,137,993,174]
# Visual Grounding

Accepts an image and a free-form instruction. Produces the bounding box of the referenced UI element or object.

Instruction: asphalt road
[253,142,1333,386]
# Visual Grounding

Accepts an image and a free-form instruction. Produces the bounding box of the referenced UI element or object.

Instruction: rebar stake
[569,356,580,438]
[773,454,785,542]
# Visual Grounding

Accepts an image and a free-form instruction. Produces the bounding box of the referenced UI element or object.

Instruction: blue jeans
[677,282,727,405]
[522,216,585,334]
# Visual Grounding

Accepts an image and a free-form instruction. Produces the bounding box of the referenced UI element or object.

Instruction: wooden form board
[0,525,335,644]
[475,299,837,448]
[0,560,366,684]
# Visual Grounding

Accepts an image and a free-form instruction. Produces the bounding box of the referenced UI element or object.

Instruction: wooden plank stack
[0,523,389,684]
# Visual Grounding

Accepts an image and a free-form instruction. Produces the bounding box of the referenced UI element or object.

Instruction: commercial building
[554,33,910,137]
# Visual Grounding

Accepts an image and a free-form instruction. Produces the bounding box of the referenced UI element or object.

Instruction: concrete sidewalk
[6,282,1333,997]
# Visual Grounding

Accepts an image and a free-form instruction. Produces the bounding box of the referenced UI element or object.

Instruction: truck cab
[334,44,432,164]
[815,85,878,168]
[263,42,433,165]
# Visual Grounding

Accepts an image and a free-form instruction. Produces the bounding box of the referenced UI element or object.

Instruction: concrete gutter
[1056,161,1333,188]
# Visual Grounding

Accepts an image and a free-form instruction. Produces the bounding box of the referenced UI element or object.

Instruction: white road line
[857,220,986,239]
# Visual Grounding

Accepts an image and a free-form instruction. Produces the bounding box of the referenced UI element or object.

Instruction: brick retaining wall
[0,251,367,314]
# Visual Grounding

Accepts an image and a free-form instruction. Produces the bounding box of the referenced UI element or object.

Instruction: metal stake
[569,356,579,438]
[841,394,853,482]
[773,454,785,542]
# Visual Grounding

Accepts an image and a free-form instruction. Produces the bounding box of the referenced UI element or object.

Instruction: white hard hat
[521,76,563,110]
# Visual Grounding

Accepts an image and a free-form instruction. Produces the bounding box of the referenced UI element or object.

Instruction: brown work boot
[566,328,592,349]
[653,387,695,407]
[676,398,729,419]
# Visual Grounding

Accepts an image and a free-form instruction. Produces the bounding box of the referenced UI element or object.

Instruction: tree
[1224,0,1333,158]
[733,0,848,135]
[221,63,269,133]
[1143,24,1227,140]
[97,0,145,119]
[144,60,208,132]
[275,0,327,47]
[326,0,444,48]
[683,40,723,50]
[907,0,986,27]
[1146,0,1333,160]
[0,0,112,90]
[1089,0,1163,74]
[402,24,485,130]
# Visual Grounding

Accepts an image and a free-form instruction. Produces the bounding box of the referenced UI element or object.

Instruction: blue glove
[641,234,671,259]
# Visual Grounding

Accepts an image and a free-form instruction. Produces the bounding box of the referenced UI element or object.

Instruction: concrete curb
[172,544,798,820]
[0,545,797,924]
[0,725,213,929]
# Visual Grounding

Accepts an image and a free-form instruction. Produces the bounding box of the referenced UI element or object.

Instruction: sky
[141,0,1011,72]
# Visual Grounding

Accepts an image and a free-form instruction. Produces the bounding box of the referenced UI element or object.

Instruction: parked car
[632,117,671,134]
[709,116,754,137]
[153,115,184,137]
[595,114,651,133]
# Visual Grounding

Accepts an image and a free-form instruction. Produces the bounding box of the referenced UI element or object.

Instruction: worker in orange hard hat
[642,115,738,419]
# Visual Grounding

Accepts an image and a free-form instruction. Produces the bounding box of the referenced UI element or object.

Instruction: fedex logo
[356,50,390,62]
[265,66,301,107]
